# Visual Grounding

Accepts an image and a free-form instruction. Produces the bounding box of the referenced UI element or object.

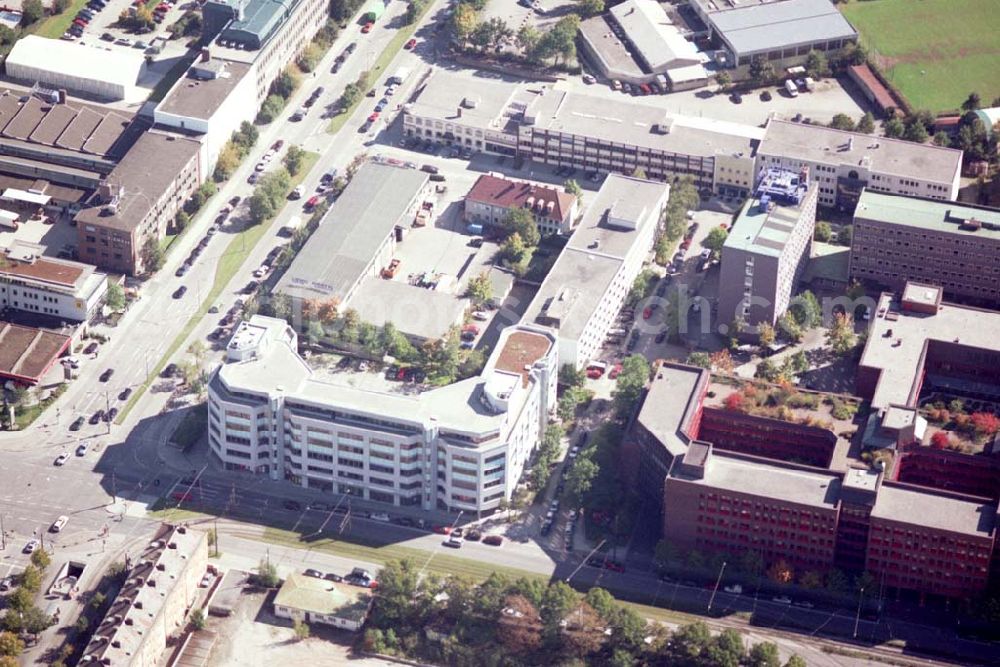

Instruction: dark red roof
[0,322,70,385]
[849,64,898,112]
[466,174,576,223]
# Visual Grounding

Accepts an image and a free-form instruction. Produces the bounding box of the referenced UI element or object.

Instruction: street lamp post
[707,561,727,613]
[853,587,865,639]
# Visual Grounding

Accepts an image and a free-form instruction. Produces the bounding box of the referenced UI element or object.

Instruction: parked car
[361,21,373,33]
[604,560,625,573]
[483,535,503,546]
[173,286,187,299]
[772,596,792,605]
[324,572,343,582]
[23,539,40,554]
[283,500,302,511]
[723,584,743,594]
[84,342,99,355]
[99,368,114,382]
[54,453,69,466]
[404,38,417,49]
[303,569,324,578]
[443,536,462,548]
[368,512,390,522]
[0,577,13,592]
[50,515,69,533]
[69,417,85,431]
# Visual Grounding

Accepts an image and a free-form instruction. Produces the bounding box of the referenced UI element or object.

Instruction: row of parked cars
[303,566,378,589]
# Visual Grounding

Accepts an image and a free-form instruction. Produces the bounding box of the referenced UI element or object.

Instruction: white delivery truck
[784,79,799,97]
[387,66,411,86]
[282,215,302,235]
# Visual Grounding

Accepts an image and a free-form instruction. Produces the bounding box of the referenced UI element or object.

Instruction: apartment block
[850,191,1000,306]
[717,167,818,330]
[208,316,557,514]
[664,443,842,573]
[464,173,578,236]
[0,241,107,322]
[74,131,202,275]
[80,525,208,667]
[522,174,668,369]
[627,359,1000,600]
[756,120,961,211]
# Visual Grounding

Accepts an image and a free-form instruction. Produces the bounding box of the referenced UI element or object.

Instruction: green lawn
[34,0,90,38]
[841,0,1000,112]
[116,152,319,424]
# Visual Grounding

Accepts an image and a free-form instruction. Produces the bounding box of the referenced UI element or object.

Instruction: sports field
[841,0,1000,113]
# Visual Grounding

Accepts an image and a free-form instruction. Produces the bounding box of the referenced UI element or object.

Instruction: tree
[141,236,164,274]
[767,559,794,584]
[496,594,542,653]
[501,207,540,246]
[20,606,53,635]
[799,570,823,589]
[0,632,23,657]
[814,221,832,243]
[837,224,853,246]
[933,130,952,147]
[560,363,586,388]
[561,602,605,657]
[931,430,951,449]
[826,312,856,356]
[283,145,307,176]
[716,70,732,89]
[565,457,598,504]
[663,622,713,665]
[373,559,421,627]
[30,549,50,570]
[828,113,855,131]
[189,608,206,630]
[970,412,1000,437]
[701,226,728,258]
[749,56,775,84]
[903,119,929,143]
[577,0,604,16]
[105,283,126,312]
[776,312,802,342]
[755,358,779,382]
[789,290,821,328]
[757,322,776,347]
[403,0,426,24]
[748,642,781,667]
[293,618,310,640]
[516,24,541,56]
[884,116,905,139]
[252,558,280,588]
[611,354,649,419]
[20,565,41,593]
[536,15,579,65]
[499,232,529,267]
[856,111,876,134]
[707,628,746,667]
[962,92,982,112]
[257,94,285,124]
[270,69,298,99]
[452,3,478,40]
[784,656,807,667]
[564,179,582,198]
[465,271,493,306]
[20,0,44,25]
[804,50,828,78]
[710,349,735,374]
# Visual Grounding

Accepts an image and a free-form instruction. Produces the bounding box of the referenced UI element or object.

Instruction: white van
[50,515,68,533]
[784,79,799,97]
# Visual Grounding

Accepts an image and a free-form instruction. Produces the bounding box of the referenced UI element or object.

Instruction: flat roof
[493,329,553,388]
[860,291,1000,409]
[636,362,709,457]
[579,17,646,80]
[158,58,252,121]
[872,484,996,537]
[407,71,524,133]
[216,319,556,440]
[759,119,962,185]
[697,0,856,55]
[523,174,668,339]
[276,163,427,302]
[6,35,145,92]
[854,190,1000,241]
[672,450,843,509]
[0,321,70,383]
[724,185,815,258]
[526,86,763,158]
[803,242,849,283]
[74,132,201,233]
[609,0,702,71]
[0,251,90,289]
[348,279,467,341]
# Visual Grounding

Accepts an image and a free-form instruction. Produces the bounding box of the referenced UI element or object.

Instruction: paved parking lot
[0,214,77,258]
[481,0,579,45]
[561,74,869,128]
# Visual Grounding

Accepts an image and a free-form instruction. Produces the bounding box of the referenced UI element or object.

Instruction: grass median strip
[35,0,90,38]
[116,152,319,425]
[327,11,431,135]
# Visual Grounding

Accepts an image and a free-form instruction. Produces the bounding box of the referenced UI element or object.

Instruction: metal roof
[6,35,145,90]
[705,0,857,56]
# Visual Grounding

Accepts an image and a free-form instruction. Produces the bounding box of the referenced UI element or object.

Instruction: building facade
[850,191,1000,306]
[523,174,669,369]
[717,167,818,329]
[74,131,202,275]
[0,242,107,322]
[208,317,557,514]
[464,173,578,236]
[756,120,962,211]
